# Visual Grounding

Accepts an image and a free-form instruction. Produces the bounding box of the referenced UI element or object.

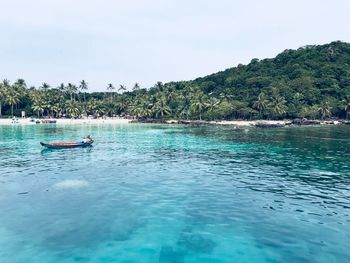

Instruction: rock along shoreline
[131,118,350,128]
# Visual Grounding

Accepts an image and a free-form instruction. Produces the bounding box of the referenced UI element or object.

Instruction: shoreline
[1,118,349,127]
[0,118,132,125]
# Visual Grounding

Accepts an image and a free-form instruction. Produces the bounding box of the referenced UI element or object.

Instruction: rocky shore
[131,118,350,128]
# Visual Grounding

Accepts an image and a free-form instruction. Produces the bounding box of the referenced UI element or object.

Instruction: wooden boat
[40,140,93,149]
[40,119,57,124]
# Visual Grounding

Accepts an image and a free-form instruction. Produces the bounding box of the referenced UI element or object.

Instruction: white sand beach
[0,118,132,125]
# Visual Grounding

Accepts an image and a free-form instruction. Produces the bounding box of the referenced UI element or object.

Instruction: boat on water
[40,136,94,149]
[31,119,57,124]
[40,119,57,124]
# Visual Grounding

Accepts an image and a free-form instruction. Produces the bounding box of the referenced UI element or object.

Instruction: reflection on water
[0,124,350,262]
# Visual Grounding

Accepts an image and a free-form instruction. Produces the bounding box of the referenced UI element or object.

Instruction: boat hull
[40,142,93,149]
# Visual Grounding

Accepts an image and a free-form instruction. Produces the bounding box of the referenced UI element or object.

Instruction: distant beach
[0,118,132,125]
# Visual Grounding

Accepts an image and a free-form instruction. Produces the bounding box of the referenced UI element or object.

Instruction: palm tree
[31,100,45,118]
[5,86,21,117]
[79,80,88,104]
[154,81,164,93]
[94,100,105,117]
[2,79,10,87]
[341,96,350,120]
[153,97,171,118]
[219,93,234,102]
[14,79,26,89]
[253,92,268,117]
[0,83,5,117]
[56,83,67,107]
[132,83,141,98]
[118,84,127,94]
[0,79,11,117]
[67,83,77,101]
[51,103,61,118]
[65,100,81,118]
[107,83,115,100]
[206,97,220,120]
[191,94,207,120]
[14,79,27,104]
[129,98,152,118]
[318,101,332,119]
[87,99,98,116]
[140,101,152,118]
[30,91,45,118]
[269,96,287,119]
[40,82,50,92]
[179,106,191,119]
[133,83,140,92]
[87,99,105,117]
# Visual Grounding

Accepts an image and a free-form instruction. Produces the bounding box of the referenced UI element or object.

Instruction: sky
[1,0,350,91]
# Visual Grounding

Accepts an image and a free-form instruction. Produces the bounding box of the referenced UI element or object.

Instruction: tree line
[1,41,350,120]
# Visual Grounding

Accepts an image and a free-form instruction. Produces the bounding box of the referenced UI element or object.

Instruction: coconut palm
[65,100,81,118]
[140,101,153,118]
[318,101,332,119]
[253,92,269,117]
[177,104,191,119]
[14,79,26,89]
[133,83,140,92]
[131,98,152,118]
[1,80,11,117]
[87,99,98,116]
[0,83,5,117]
[30,91,45,117]
[107,83,115,100]
[94,101,105,117]
[118,84,127,93]
[5,86,21,117]
[31,100,45,118]
[269,96,287,118]
[87,99,105,117]
[190,94,207,120]
[79,80,88,104]
[153,97,171,118]
[40,83,50,92]
[341,96,350,120]
[2,79,10,87]
[154,81,164,92]
[206,97,220,120]
[14,79,27,105]
[67,83,77,101]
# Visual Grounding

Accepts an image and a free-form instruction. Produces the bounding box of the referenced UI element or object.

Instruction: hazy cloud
[1,0,349,91]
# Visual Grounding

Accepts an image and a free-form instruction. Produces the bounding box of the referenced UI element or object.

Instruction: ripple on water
[0,124,350,262]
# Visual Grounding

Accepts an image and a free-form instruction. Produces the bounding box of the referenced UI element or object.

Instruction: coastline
[0,118,132,125]
[1,117,349,127]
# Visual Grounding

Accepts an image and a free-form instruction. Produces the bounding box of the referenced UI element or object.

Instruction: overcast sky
[1,0,349,91]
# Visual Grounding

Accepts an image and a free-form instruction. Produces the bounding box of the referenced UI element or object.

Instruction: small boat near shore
[40,136,94,149]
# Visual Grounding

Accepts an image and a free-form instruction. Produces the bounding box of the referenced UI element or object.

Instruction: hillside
[168,41,350,119]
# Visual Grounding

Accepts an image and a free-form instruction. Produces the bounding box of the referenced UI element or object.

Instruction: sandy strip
[0,118,132,125]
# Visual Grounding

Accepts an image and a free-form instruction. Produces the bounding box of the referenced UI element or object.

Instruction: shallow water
[0,124,349,263]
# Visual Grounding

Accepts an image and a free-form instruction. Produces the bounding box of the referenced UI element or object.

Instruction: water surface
[0,124,349,263]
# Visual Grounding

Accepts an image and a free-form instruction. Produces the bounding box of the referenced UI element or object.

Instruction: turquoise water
[0,124,349,263]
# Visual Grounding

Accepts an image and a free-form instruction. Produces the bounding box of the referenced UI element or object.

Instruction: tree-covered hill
[1,41,350,120]
[181,41,350,119]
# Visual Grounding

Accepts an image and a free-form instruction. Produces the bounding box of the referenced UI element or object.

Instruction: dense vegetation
[1,41,350,120]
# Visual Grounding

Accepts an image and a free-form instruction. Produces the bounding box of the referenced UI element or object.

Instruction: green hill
[168,41,350,119]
